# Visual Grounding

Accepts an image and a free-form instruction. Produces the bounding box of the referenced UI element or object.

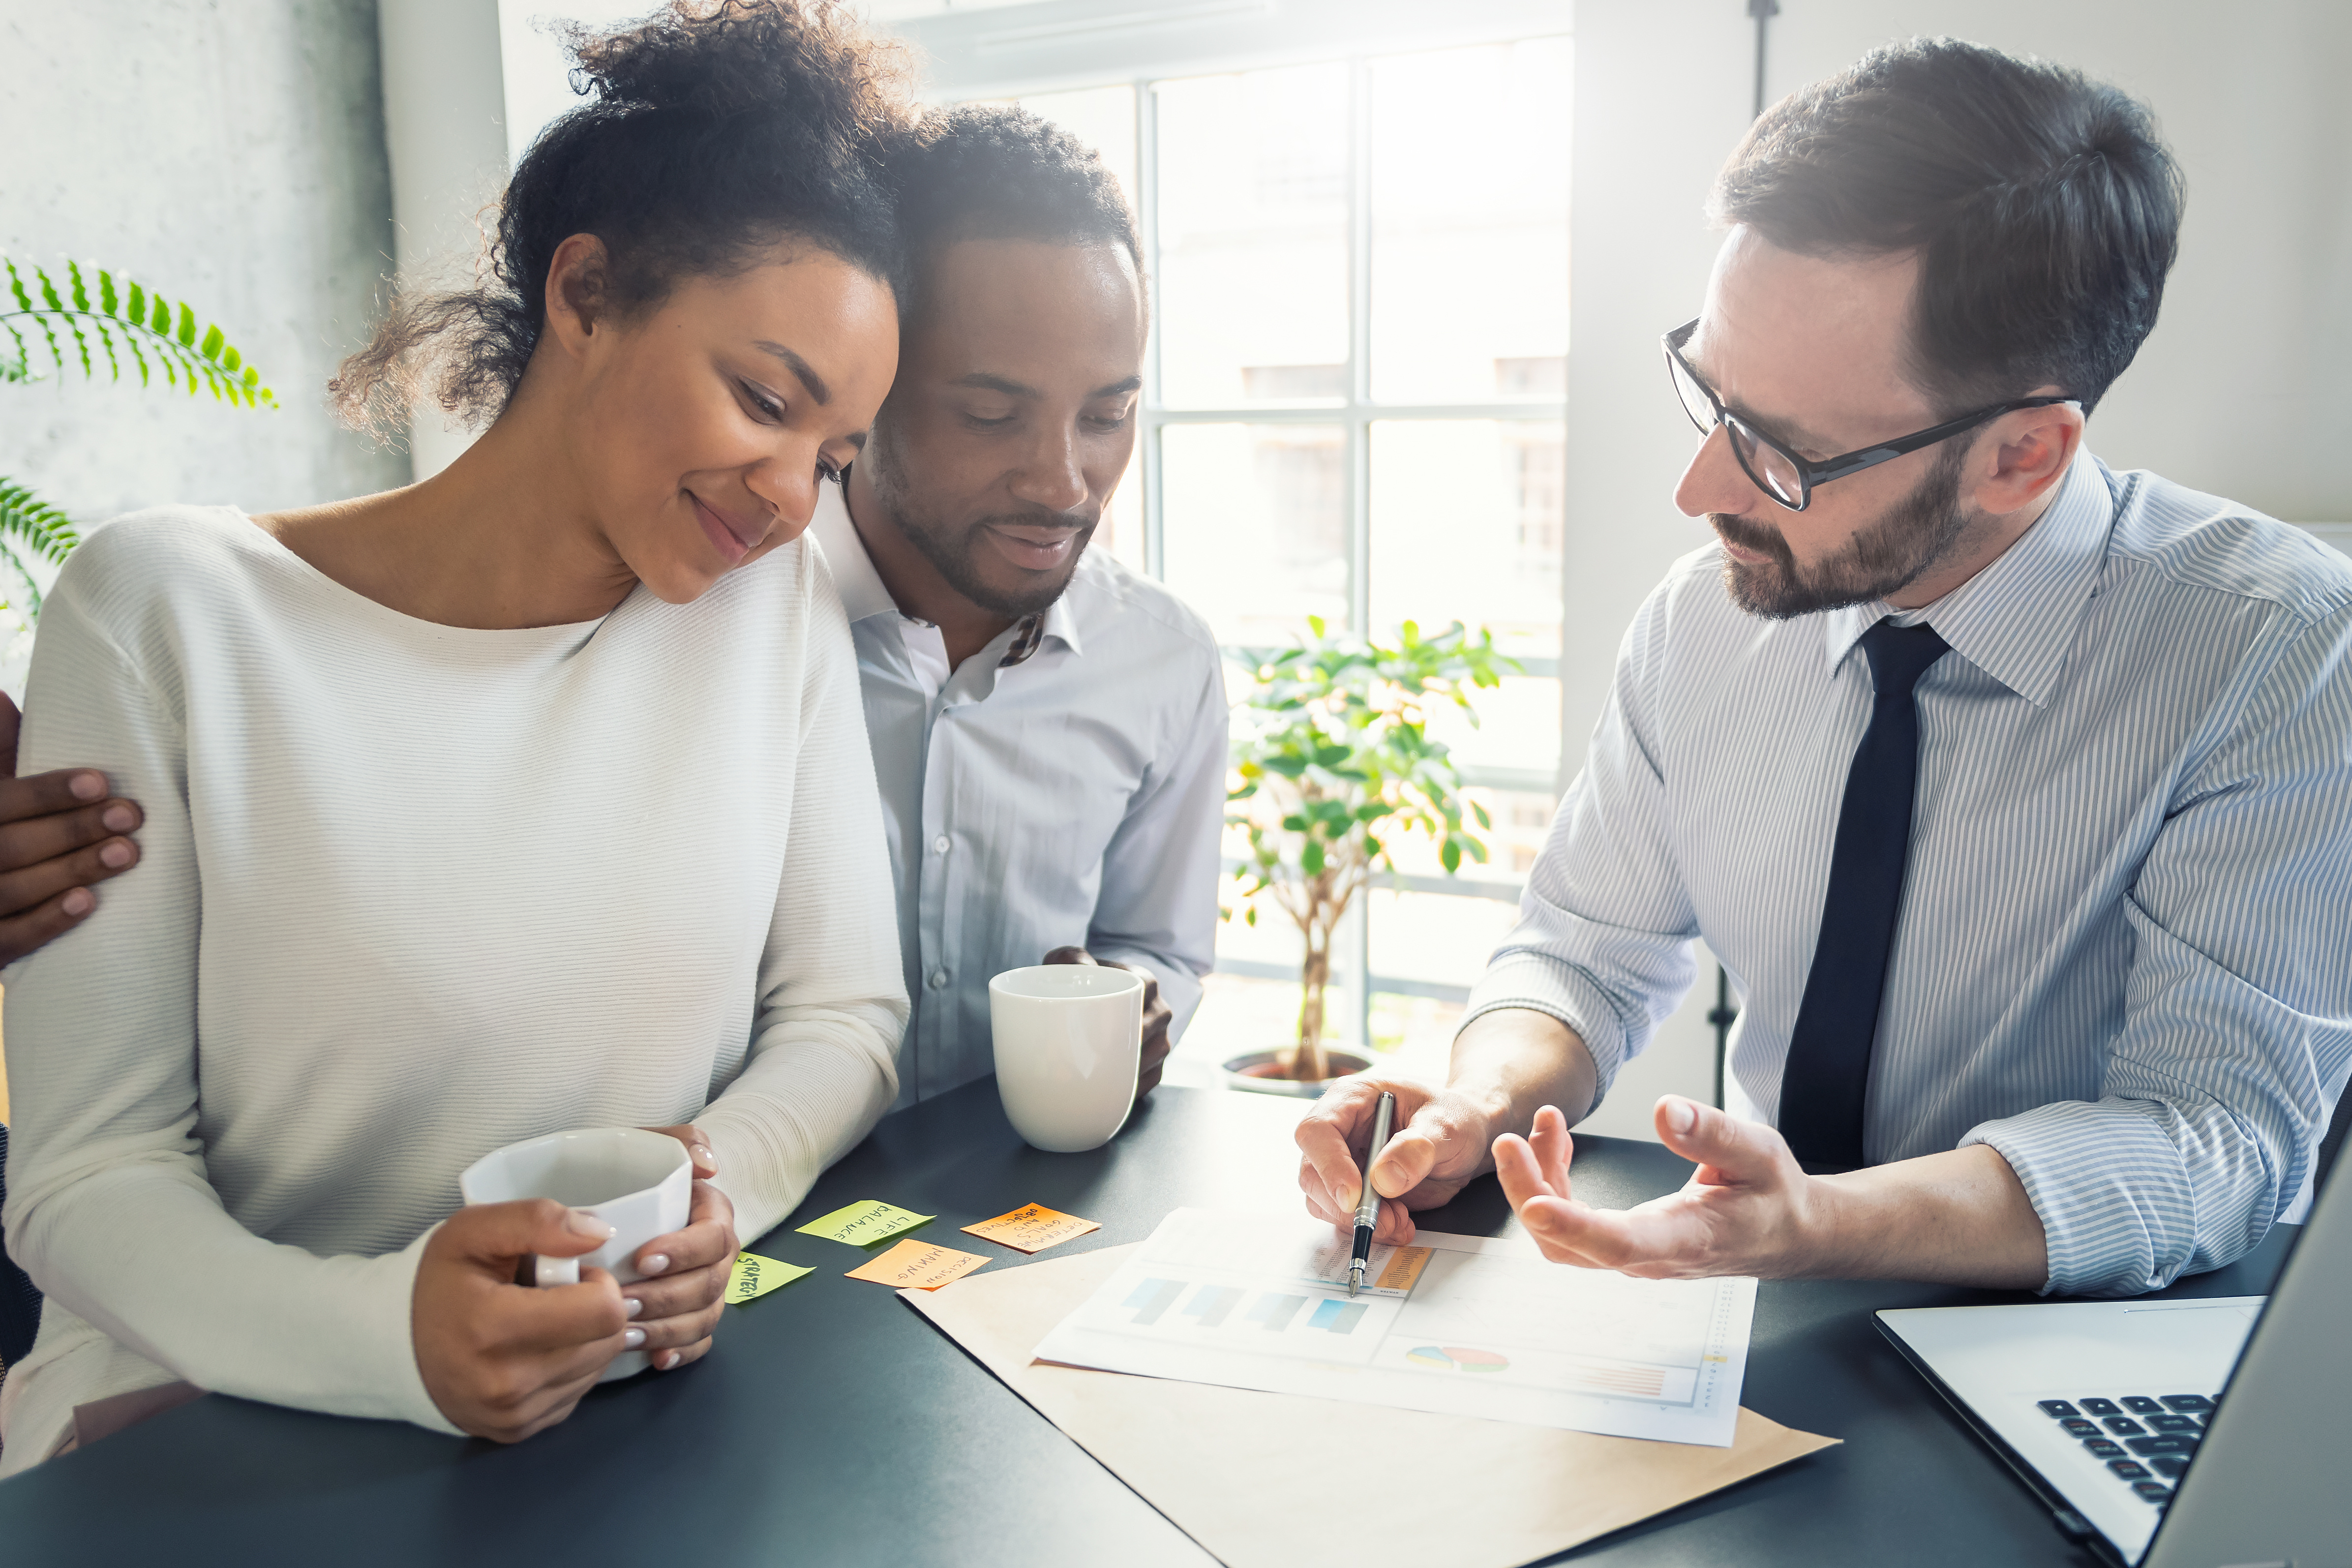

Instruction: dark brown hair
[332,0,913,440]
[1712,37,2183,415]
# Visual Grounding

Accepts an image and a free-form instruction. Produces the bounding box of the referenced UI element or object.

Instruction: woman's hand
[632,1124,739,1371]
[413,1200,631,1443]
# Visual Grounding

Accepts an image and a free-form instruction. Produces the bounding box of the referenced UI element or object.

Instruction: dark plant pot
[1219,1048,1375,1099]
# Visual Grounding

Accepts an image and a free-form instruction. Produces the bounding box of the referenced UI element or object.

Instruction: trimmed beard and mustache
[1714,440,1974,619]
[861,422,1096,620]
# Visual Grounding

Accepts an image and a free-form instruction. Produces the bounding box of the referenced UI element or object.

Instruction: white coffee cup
[990,963,1145,1153]
[458,1126,693,1382]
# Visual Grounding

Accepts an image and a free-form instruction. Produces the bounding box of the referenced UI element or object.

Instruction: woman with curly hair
[1,1,912,1465]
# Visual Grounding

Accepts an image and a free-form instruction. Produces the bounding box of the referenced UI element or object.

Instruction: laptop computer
[1877,1142,2350,1567]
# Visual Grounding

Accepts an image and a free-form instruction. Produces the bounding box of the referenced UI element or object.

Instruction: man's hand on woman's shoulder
[0,693,145,964]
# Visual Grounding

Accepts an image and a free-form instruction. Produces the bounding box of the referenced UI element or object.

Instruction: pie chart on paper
[1406,1345,1509,1373]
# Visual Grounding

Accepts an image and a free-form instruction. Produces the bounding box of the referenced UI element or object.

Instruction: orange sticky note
[845,1238,990,1291]
[1375,1244,1434,1293]
[962,1203,1102,1255]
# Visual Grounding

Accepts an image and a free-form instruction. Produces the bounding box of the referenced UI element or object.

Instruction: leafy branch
[2,255,276,406]
[1226,617,1517,1080]
[0,483,80,618]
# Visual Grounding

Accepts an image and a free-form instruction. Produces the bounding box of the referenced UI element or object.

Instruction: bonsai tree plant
[1226,617,1513,1084]
[2,254,275,618]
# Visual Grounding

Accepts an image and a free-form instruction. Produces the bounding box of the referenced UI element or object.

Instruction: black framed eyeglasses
[1663,318,2076,512]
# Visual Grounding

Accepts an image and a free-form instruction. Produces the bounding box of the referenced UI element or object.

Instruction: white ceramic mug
[990,963,1145,1153]
[458,1126,693,1381]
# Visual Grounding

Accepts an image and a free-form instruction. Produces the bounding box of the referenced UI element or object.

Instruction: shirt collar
[807,479,900,624]
[809,471,1088,658]
[1819,452,2114,707]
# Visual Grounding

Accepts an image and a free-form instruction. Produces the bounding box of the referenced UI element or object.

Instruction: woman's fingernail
[1666,1098,1697,1135]
[99,840,133,868]
[622,1327,646,1350]
[692,1145,716,1170]
[624,1297,644,1319]
[640,1253,670,1276]
[61,887,93,917]
[567,1209,615,1239]
[661,1351,680,1370]
[69,773,105,801]
[101,804,136,832]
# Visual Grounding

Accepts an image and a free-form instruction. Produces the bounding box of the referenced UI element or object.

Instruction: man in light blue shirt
[1300,40,2352,1297]
[815,108,1227,1107]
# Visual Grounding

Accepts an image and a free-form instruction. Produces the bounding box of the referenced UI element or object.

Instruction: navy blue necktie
[1777,619,1950,1172]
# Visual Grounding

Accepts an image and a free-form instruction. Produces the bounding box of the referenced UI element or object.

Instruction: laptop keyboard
[2034,1394,2216,1505]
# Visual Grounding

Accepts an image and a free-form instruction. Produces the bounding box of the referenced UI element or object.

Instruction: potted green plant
[2,255,276,617]
[1223,617,1512,1093]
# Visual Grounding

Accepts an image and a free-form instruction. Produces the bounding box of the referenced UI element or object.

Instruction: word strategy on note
[725,1251,812,1305]
[848,1239,990,1292]
[963,1204,1101,1255]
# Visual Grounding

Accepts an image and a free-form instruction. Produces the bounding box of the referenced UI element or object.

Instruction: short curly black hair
[334,0,913,439]
[884,104,1145,323]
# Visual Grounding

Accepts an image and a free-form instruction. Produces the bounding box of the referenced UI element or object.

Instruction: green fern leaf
[176,302,196,347]
[198,323,224,362]
[1,255,277,406]
[36,266,64,313]
[97,268,118,317]
[4,258,30,314]
[150,291,170,334]
[126,278,145,325]
[67,261,91,312]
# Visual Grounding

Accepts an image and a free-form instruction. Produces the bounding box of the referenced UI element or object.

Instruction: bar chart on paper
[1033,1208,1757,1445]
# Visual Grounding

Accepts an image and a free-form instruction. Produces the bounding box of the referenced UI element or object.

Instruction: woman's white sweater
[0,506,907,1470]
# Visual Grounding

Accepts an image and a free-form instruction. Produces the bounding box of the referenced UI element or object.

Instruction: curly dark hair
[1712,37,2182,416]
[333,0,913,441]
[882,103,1145,324]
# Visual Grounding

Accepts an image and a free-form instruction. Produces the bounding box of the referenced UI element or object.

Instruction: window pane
[1368,419,1563,660]
[1368,39,1570,403]
[1427,675,1560,778]
[1153,65,1350,408]
[1161,422,1347,646]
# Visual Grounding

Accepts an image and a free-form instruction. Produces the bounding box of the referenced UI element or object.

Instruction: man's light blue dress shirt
[1467,455,2352,1296]
[811,482,1229,1107]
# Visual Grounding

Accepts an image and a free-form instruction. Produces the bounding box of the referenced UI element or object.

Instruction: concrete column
[377,0,509,480]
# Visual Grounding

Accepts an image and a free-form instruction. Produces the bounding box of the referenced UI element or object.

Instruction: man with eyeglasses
[1300,38,2352,1297]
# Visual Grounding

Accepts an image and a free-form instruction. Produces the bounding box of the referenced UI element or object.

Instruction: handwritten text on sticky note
[845,1239,989,1291]
[725,1251,813,1305]
[796,1200,933,1247]
[962,1203,1102,1254]
[1375,1245,1434,1293]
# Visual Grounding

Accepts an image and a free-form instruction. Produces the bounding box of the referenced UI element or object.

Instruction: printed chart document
[1033,1207,1757,1446]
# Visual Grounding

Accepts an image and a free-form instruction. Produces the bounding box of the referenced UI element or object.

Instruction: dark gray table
[0,1081,2289,1566]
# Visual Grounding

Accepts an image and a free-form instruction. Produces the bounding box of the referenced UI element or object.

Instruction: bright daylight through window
[1001,36,1571,1085]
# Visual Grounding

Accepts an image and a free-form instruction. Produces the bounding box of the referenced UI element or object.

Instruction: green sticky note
[725,1251,812,1305]
[795,1200,934,1247]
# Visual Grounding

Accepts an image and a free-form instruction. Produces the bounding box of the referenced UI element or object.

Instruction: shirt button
[929,969,949,990]
[933,835,952,854]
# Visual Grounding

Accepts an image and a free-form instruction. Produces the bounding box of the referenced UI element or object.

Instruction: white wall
[0,0,410,693]
[1558,0,2352,1133]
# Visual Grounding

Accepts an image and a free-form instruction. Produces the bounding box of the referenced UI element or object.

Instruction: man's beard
[1714,441,1973,619]
[862,427,1094,621]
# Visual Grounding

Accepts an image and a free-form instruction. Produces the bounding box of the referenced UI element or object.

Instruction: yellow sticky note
[845,1238,990,1291]
[962,1202,1102,1255]
[724,1251,812,1305]
[795,1200,933,1247]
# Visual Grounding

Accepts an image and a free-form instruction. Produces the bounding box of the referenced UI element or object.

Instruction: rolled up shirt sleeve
[1463,585,1701,1101]
[1963,602,2352,1296]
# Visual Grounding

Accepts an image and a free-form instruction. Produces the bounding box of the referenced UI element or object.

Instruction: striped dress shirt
[1466,455,2352,1296]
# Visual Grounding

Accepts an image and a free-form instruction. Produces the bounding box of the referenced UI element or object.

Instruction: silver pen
[1348,1091,1397,1297]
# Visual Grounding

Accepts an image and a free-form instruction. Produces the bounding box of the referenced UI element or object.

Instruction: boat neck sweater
[0,505,907,1471]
